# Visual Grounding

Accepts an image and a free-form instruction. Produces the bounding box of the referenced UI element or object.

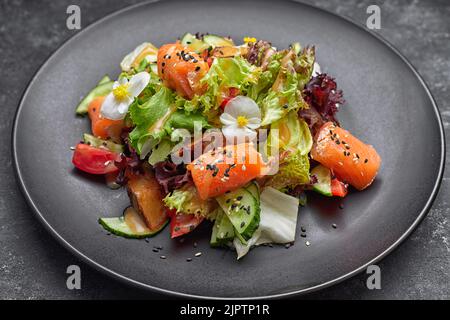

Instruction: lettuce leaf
[147,138,173,165]
[270,111,312,155]
[233,187,299,259]
[163,184,217,220]
[129,86,210,155]
[163,110,210,134]
[129,86,175,153]
[180,56,261,114]
[267,149,310,190]
[247,52,283,101]
[259,47,315,126]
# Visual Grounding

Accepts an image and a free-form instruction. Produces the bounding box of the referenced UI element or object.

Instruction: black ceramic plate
[13,0,445,299]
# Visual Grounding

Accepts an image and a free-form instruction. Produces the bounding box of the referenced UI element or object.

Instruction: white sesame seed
[70,146,75,150]
[195,252,202,257]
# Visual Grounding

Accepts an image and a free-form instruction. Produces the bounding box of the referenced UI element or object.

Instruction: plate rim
[11,0,446,300]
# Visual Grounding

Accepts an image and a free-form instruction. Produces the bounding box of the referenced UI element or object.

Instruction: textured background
[0,0,448,299]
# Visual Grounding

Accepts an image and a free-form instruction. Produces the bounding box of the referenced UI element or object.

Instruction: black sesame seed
[186,258,192,262]
[301,226,306,232]
[236,196,243,201]
[240,221,245,228]
[364,158,368,163]
[195,66,200,71]
[152,248,159,253]
[300,233,307,238]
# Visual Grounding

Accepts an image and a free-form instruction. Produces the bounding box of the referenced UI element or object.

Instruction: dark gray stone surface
[0,0,448,299]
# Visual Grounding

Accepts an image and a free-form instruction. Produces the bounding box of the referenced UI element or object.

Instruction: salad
[72,34,381,259]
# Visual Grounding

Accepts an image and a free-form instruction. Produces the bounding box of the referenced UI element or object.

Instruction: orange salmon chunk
[311,122,381,190]
[157,43,209,99]
[187,143,266,200]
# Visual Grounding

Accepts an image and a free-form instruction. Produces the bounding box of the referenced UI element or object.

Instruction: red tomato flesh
[167,209,204,238]
[72,143,121,174]
[331,177,348,197]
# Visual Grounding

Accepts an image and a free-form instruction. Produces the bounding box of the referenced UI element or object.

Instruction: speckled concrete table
[0,0,448,299]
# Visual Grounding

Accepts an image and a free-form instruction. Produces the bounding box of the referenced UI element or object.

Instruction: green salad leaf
[147,138,174,165]
[128,86,175,153]
[259,47,315,126]
[267,149,310,190]
[270,111,312,155]
[180,56,261,114]
[163,185,217,220]
[129,86,210,156]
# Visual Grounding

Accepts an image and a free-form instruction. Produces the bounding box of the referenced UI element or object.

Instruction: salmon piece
[311,122,381,190]
[157,43,209,99]
[88,96,124,143]
[126,168,169,231]
[187,143,266,200]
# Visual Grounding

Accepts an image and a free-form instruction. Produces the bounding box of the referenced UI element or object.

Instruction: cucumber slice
[180,32,209,53]
[203,34,234,47]
[245,181,260,204]
[75,80,114,115]
[311,165,332,196]
[83,133,124,153]
[99,207,168,239]
[216,188,260,241]
[210,209,235,247]
[234,229,248,245]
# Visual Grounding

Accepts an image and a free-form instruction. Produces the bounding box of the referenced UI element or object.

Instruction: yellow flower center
[243,37,257,44]
[237,116,249,127]
[112,84,130,101]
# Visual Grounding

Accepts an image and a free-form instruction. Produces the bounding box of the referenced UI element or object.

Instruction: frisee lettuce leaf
[259,47,315,126]
[163,185,217,220]
[267,149,310,190]
[179,56,261,114]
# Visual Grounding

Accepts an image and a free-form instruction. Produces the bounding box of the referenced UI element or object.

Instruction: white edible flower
[101,72,150,120]
[219,96,261,140]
